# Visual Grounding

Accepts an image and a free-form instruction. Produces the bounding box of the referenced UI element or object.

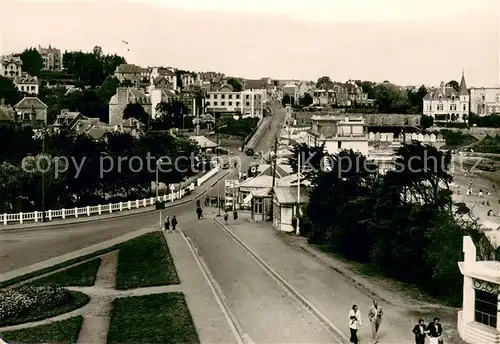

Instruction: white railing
[1,167,220,226]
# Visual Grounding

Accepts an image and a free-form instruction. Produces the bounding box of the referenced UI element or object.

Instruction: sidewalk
[218,213,464,344]
[1,169,229,231]
[165,231,238,344]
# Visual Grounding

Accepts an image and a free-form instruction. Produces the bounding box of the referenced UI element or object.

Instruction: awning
[243,193,253,204]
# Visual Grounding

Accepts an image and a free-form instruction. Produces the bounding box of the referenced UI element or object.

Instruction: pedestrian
[412,319,427,344]
[349,304,362,344]
[427,317,443,344]
[196,206,203,219]
[164,216,170,230]
[479,189,483,197]
[205,196,209,207]
[224,211,229,224]
[368,299,383,343]
[233,209,238,220]
[171,215,178,230]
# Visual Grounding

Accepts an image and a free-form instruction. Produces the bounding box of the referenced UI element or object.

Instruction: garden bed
[115,232,179,290]
[0,316,83,344]
[107,293,199,344]
[29,258,102,287]
[0,286,89,327]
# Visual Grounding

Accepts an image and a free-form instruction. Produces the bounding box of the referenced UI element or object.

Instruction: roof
[240,175,274,188]
[245,79,267,90]
[161,89,176,98]
[251,187,272,197]
[153,76,173,87]
[14,75,38,84]
[155,68,176,77]
[87,126,109,140]
[115,64,144,74]
[459,72,469,96]
[1,55,22,66]
[273,186,309,204]
[120,117,146,128]
[256,164,291,178]
[190,136,217,148]
[0,106,14,121]
[14,97,48,110]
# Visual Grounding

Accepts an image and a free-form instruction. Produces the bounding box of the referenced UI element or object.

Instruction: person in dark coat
[196,206,203,219]
[205,196,209,207]
[412,319,427,344]
[224,211,229,224]
[427,317,443,343]
[171,215,178,230]
[164,216,170,230]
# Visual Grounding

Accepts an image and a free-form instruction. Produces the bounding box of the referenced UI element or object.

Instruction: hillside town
[0,3,499,344]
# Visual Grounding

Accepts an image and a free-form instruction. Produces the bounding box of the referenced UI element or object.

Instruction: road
[0,103,341,343]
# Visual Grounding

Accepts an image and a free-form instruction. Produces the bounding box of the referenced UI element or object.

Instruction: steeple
[459,69,468,96]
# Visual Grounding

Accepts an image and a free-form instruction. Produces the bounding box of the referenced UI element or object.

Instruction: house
[0,55,23,79]
[457,236,500,344]
[180,72,196,88]
[307,115,369,156]
[109,87,152,125]
[282,83,299,103]
[189,135,217,152]
[150,67,177,91]
[52,110,86,130]
[423,72,469,122]
[178,85,204,117]
[14,74,39,95]
[313,82,368,107]
[13,97,48,128]
[113,118,146,139]
[114,64,148,87]
[150,88,177,119]
[272,185,309,232]
[205,84,264,118]
[37,45,62,71]
[470,87,500,116]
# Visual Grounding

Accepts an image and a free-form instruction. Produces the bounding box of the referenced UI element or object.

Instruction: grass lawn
[115,232,179,290]
[0,316,83,344]
[107,293,199,344]
[0,291,90,327]
[29,258,102,287]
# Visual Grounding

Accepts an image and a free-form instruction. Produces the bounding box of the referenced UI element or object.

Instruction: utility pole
[215,109,221,216]
[269,134,279,220]
[42,126,46,222]
[296,151,301,236]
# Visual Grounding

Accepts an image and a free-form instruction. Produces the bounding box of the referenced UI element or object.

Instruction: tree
[299,93,313,107]
[226,78,242,92]
[0,76,22,106]
[97,76,120,102]
[19,48,44,77]
[408,85,428,114]
[420,115,434,129]
[153,101,190,130]
[447,80,459,92]
[123,103,150,128]
[282,94,294,107]
[316,76,333,89]
[288,142,326,181]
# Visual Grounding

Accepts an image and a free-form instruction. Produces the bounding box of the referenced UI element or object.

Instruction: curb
[1,171,230,231]
[176,229,245,344]
[213,217,350,344]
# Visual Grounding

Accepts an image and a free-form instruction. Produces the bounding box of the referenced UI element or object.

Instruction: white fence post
[119,202,123,211]
[136,200,139,209]
[98,204,102,215]
[109,203,112,213]
[34,211,38,223]
[127,201,131,209]
[143,199,147,207]
[19,212,23,224]
[62,209,65,219]
[163,195,167,202]
[48,210,52,221]
[87,206,90,216]
[75,207,78,218]
[3,213,7,225]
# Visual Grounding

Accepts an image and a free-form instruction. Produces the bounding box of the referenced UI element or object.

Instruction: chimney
[116,87,128,104]
[440,81,445,93]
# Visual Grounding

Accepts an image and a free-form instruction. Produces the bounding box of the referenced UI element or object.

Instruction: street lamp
[156,157,169,228]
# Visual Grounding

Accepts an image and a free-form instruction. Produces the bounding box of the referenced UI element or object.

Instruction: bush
[469,114,500,128]
[219,117,259,137]
[474,135,500,154]
[440,129,478,149]
[0,286,70,324]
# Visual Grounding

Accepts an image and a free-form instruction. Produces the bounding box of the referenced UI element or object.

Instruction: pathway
[0,230,237,344]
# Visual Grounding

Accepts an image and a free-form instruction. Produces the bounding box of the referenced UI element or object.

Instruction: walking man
[171,215,178,230]
[349,304,362,344]
[368,299,383,343]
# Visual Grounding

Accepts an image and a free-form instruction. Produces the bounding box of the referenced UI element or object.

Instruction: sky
[0,0,499,87]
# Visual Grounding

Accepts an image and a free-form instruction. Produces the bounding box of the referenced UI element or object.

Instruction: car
[245,148,255,156]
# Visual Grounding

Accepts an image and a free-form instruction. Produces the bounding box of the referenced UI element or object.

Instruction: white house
[0,55,23,79]
[470,87,500,116]
[150,67,177,91]
[272,185,309,232]
[14,74,39,95]
[457,236,500,344]
[205,84,264,118]
[422,72,469,122]
[307,115,369,156]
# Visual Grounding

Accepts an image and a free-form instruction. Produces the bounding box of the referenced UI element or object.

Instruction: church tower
[458,70,469,122]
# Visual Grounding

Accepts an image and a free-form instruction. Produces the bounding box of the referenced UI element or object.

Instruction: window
[463,104,466,111]
[337,141,342,149]
[246,102,250,106]
[236,102,240,107]
[254,198,263,214]
[206,101,210,106]
[236,94,240,99]
[228,94,232,99]
[437,104,443,111]
[211,94,217,99]
[221,94,225,99]
[474,289,497,328]
[214,101,218,106]
[228,102,232,106]
[246,94,250,99]
[221,101,225,106]
[31,86,35,91]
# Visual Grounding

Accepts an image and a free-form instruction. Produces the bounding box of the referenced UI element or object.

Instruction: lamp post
[215,110,221,216]
[41,125,46,222]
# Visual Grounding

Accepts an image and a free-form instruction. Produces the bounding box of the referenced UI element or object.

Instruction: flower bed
[0,286,89,326]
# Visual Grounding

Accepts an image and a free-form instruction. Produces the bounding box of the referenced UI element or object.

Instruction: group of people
[348,300,444,344]
[204,196,225,208]
[163,214,178,230]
